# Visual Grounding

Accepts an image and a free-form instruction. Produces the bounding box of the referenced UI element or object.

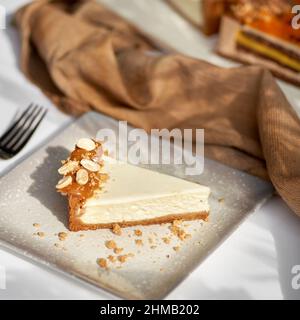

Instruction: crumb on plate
[58,232,68,241]
[97,258,108,269]
[105,240,117,249]
[112,224,122,236]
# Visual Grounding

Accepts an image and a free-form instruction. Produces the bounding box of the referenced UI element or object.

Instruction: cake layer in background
[228,0,300,45]
[217,0,300,86]
[166,0,300,37]
[236,27,300,72]
[217,16,300,86]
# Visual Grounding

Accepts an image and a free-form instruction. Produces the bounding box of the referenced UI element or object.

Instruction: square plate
[0,112,273,299]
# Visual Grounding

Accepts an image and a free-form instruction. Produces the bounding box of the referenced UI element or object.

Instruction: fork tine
[6,105,42,150]
[0,103,34,144]
[0,104,39,147]
[12,108,48,154]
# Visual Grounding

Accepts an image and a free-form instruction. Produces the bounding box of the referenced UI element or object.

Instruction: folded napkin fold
[15,0,300,216]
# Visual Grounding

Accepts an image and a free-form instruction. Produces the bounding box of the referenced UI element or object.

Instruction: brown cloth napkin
[15,0,300,216]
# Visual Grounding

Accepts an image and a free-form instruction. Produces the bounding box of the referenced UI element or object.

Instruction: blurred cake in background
[166,0,300,37]
[166,0,300,85]
[229,0,300,46]
[216,0,300,86]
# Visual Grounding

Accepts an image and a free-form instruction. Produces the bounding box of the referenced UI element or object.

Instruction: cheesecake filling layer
[80,157,210,225]
[81,191,209,224]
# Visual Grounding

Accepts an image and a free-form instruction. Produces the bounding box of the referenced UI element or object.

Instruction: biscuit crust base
[68,195,209,231]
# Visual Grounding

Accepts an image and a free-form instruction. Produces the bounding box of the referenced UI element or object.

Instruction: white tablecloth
[0,0,300,300]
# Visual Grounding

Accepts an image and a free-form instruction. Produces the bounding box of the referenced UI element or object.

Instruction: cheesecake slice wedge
[56,138,210,231]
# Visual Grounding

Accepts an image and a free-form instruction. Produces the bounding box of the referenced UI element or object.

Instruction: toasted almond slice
[80,159,100,172]
[76,169,89,185]
[58,160,79,175]
[56,176,72,189]
[76,138,96,151]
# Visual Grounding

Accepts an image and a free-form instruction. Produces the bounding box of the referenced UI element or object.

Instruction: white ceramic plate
[0,112,273,299]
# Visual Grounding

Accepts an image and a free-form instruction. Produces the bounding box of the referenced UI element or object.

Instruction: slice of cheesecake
[56,138,210,231]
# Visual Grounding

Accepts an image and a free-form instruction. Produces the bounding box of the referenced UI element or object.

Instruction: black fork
[0,104,47,159]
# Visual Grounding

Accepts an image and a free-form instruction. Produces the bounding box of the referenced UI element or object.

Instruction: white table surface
[0,0,300,300]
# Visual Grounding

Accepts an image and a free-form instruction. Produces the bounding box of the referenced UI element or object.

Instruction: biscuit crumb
[150,245,157,249]
[134,229,143,237]
[135,239,143,246]
[33,223,40,228]
[118,255,128,263]
[118,253,134,263]
[114,247,123,254]
[108,255,116,263]
[218,198,225,203]
[112,224,122,236]
[105,240,117,249]
[169,225,190,241]
[166,254,170,258]
[58,232,68,241]
[173,219,183,226]
[162,237,171,244]
[35,232,45,238]
[173,246,180,252]
[97,258,108,269]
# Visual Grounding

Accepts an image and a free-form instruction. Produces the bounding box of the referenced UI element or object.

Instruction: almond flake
[76,169,89,185]
[77,138,96,151]
[58,160,78,175]
[80,159,100,172]
[56,176,72,189]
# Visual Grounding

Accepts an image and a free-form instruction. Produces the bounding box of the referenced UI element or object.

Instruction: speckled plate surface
[0,112,273,299]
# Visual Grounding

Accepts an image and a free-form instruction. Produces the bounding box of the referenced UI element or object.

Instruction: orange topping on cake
[56,138,107,201]
[230,0,300,45]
